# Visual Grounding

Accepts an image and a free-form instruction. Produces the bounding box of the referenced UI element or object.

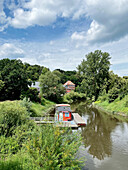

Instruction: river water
[71,102,128,170]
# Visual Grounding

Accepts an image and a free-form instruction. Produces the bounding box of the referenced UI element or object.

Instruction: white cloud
[0,43,25,58]
[82,0,128,44]
[1,0,128,45]
[71,32,85,40]
[9,0,83,28]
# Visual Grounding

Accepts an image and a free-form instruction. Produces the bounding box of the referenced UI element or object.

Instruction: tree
[0,80,4,92]
[39,71,65,102]
[0,59,29,100]
[77,50,111,100]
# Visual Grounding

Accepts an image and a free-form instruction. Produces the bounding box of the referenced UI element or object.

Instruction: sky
[0,0,128,77]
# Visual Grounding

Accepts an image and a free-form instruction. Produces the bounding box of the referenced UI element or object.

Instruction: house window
[65,112,69,117]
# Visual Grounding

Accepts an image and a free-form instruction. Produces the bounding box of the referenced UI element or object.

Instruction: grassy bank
[94,95,128,120]
[0,98,55,117]
[31,98,55,116]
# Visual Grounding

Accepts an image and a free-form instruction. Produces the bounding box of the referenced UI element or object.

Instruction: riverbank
[94,95,128,121]
[0,98,55,117]
[31,99,55,116]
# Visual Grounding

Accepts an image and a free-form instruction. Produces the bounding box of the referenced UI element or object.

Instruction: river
[71,102,128,170]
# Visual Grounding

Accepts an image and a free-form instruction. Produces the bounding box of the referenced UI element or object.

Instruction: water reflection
[72,102,118,160]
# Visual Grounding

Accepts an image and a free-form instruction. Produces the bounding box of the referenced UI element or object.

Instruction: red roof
[64,81,75,86]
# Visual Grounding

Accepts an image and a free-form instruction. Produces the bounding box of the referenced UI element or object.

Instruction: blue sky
[0,0,128,76]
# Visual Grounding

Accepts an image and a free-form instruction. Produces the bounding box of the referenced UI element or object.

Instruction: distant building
[30,82,40,91]
[63,81,75,93]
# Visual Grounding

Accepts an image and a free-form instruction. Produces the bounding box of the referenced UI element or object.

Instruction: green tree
[39,71,65,102]
[0,59,29,100]
[0,80,4,92]
[20,87,40,102]
[77,50,111,100]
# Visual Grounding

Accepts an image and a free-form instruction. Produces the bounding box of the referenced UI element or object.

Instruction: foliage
[54,69,81,86]
[0,153,37,170]
[0,101,83,169]
[26,125,83,169]
[64,91,86,104]
[31,98,55,117]
[0,101,29,136]
[108,86,119,103]
[0,80,4,91]
[39,71,65,103]
[95,94,128,115]
[0,59,29,100]
[0,59,49,101]
[20,87,40,102]
[98,71,128,103]
[20,97,32,114]
[77,50,111,100]
[24,63,49,82]
[0,135,20,155]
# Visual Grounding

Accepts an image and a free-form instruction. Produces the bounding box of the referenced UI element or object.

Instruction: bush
[26,125,83,169]
[64,91,86,103]
[0,153,37,170]
[0,125,83,169]
[0,101,29,136]
[20,97,32,114]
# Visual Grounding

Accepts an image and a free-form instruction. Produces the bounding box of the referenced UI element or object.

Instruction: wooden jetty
[72,113,86,126]
[56,121,78,129]
[30,113,86,129]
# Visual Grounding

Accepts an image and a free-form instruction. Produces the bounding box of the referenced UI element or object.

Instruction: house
[55,104,72,121]
[63,81,75,93]
[30,82,40,91]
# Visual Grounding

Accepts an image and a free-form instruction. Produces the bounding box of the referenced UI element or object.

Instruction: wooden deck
[56,121,78,129]
[72,113,86,126]
[30,112,86,128]
[30,117,78,128]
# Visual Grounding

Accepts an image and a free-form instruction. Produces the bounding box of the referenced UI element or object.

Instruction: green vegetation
[95,95,128,116]
[0,58,48,101]
[94,71,128,116]
[0,101,29,136]
[20,87,40,102]
[31,98,55,117]
[0,101,83,169]
[77,50,111,100]
[39,70,65,103]
[64,91,86,104]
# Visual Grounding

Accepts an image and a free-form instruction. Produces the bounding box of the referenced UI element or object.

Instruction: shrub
[0,101,29,136]
[26,125,83,169]
[0,153,37,170]
[64,91,86,103]
[20,97,32,114]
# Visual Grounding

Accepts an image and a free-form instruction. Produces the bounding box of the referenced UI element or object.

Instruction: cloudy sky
[0,0,128,76]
